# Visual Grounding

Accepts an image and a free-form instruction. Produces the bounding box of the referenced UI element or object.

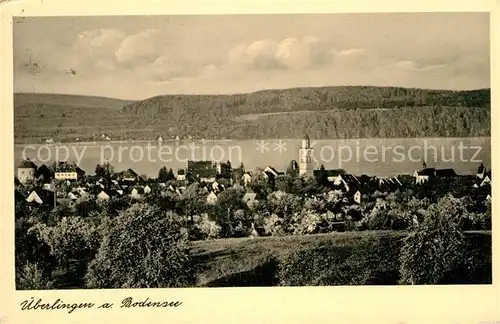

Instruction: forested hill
[123,86,490,117]
[14,86,490,143]
[119,86,490,139]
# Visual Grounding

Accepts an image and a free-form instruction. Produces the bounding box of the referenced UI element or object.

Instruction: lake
[14,137,491,178]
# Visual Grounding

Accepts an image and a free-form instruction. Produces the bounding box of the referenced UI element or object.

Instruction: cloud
[229,36,334,70]
[389,60,445,72]
[115,29,162,66]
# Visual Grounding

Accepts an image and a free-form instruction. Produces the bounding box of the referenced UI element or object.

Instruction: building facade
[299,134,314,177]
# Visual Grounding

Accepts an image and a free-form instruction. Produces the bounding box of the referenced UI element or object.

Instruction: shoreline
[13,136,492,147]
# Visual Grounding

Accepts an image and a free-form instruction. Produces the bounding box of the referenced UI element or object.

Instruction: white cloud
[115,29,161,66]
[229,36,333,70]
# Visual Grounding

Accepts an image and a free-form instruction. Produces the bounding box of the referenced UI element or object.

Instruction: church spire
[301,134,311,149]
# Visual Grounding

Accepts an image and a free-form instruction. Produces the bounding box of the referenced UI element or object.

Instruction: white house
[55,171,78,181]
[130,188,142,199]
[206,191,218,205]
[26,191,43,204]
[241,172,252,186]
[17,160,37,184]
[480,175,491,187]
[242,192,258,209]
[177,169,186,181]
[264,166,279,177]
[353,190,361,204]
[143,185,152,194]
[97,191,110,201]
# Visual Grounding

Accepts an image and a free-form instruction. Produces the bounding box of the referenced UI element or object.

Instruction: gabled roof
[435,169,456,177]
[18,159,37,169]
[122,168,138,178]
[313,169,346,178]
[416,168,435,176]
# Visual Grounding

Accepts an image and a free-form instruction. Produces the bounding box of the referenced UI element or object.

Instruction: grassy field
[189,231,492,287]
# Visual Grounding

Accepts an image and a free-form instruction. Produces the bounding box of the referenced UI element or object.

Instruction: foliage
[399,197,468,284]
[85,203,194,288]
[15,87,490,142]
[29,216,100,275]
[16,262,54,290]
[189,213,221,240]
[277,233,404,286]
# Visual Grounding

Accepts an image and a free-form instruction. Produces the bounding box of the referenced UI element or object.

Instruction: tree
[30,216,99,286]
[85,203,193,288]
[158,166,169,182]
[316,165,328,187]
[399,196,467,284]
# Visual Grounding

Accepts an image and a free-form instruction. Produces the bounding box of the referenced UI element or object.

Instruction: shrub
[262,214,286,236]
[190,213,221,240]
[399,200,467,284]
[16,262,54,290]
[85,203,194,288]
[278,233,403,286]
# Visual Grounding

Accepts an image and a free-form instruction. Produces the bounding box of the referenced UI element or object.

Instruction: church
[299,134,315,177]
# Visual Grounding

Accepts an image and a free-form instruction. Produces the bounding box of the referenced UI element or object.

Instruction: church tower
[299,134,314,177]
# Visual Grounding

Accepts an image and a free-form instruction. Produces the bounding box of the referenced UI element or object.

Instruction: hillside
[14,93,134,110]
[14,86,491,143]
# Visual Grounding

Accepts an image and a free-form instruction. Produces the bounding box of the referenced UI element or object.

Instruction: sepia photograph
[12,12,492,291]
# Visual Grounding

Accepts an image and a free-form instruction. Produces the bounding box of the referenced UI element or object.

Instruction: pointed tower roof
[302,134,311,148]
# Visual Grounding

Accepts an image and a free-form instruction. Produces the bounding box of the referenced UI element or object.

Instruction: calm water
[14,137,491,178]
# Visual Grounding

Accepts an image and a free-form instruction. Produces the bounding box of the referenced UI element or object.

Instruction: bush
[85,203,194,288]
[16,262,54,290]
[189,213,221,240]
[278,233,403,286]
[262,214,286,236]
[399,201,467,284]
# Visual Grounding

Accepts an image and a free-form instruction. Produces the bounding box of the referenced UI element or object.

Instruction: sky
[13,13,490,100]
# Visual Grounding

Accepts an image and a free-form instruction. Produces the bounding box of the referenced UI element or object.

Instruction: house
[211,180,224,192]
[17,159,38,184]
[435,169,456,178]
[480,174,491,187]
[143,185,152,194]
[177,169,186,181]
[54,161,79,181]
[414,168,435,184]
[200,171,217,183]
[130,187,144,199]
[264,166,283,178]
[241,172,252,186]
[486,194,492,201]
[206,191,218,205]
[121,168,139,182]
[157,136,164,143]
[187,161,217,182]
[313,169,346,183]
[353,190,361,204]
[26,189,54,207]
[242,191,258,209]
[97,190,111,201]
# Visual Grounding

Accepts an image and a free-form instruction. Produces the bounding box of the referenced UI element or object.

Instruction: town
[15,135,492,235]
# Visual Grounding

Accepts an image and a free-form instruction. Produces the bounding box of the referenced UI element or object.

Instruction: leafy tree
[158,166,169,183]
[86,203,193,288]
[399,196,467,284]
